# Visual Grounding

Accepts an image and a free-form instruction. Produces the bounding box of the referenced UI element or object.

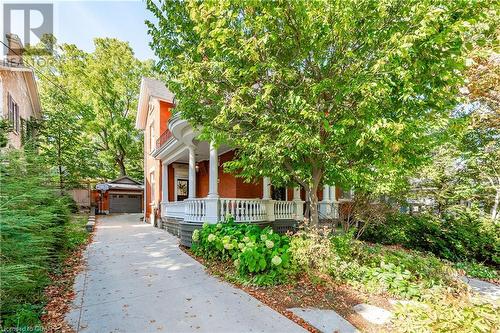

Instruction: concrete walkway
[66,214,307,333]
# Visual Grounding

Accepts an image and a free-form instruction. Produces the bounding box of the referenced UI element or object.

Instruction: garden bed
[185,221,499,333]
[182,245,392,332]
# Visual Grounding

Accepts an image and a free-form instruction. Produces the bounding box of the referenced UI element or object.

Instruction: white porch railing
[185,199,207,222]
[274,200,295,220]
[318,201,340,220]
[162,201,185,218]
[220,198,266,222]
[162,198,304,223]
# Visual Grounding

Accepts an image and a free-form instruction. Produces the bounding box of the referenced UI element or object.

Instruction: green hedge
[361,210,499,265]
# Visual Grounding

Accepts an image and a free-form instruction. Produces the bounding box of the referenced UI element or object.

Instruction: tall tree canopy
[31,38,152,185]
[147,0,494,224]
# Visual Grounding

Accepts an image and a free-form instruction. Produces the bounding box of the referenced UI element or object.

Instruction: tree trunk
[308,190,319,226]
[116,156,126,176]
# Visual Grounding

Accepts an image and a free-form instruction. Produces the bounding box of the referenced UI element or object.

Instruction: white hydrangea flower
[238,242,245,250]
[271,256,282,266]
[243,236,250,243]
[216,223,222,229]
[234,259,240,268]
[268,229,273,234]
[202,223,209,229]
[260,234,267,241]
[224,242,234,250]
[207,234,216,242]
[192,229,200,242]
[265,240,274,249]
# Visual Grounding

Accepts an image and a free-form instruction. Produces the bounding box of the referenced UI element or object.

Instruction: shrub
[192,221,293,285]
[393,293,499,332]
[454,261,499,280]
[361,210,500,266]
[0,149,80,329]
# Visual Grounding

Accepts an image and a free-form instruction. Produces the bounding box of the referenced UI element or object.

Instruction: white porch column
[330,184,339,219]
[188,145,196,199]
[161,161,169,203]
[207,141,219,198]
[262,177,271,200]
[330,185,336,202]
[205,141,220,223]
[322,185,330,202]
[161,162,168,218]
[262,177,275,221]
[293,187,301,200]
[293,186,304,221]
[319,184,331,219]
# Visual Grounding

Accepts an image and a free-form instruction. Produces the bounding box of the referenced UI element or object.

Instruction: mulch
[181,246,393,333]
[41,219,96,333]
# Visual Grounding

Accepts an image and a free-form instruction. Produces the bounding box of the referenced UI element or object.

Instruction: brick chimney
[5,34,24,66]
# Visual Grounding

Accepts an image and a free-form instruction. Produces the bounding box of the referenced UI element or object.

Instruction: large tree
[32,38,152,182]
[147,0,492,224]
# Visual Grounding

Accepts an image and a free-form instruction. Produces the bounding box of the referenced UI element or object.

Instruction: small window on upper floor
[149,122,155,153]
[7,93,19,133]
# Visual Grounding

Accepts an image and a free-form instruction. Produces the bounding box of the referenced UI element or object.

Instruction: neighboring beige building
[0,34,41,149]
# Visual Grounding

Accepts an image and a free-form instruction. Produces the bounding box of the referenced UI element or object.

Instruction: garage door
[109,194,142,213]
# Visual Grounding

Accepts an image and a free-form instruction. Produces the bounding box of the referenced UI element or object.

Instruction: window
[7,93,19,133]
[150,171,155,203]
[149,122,155,153]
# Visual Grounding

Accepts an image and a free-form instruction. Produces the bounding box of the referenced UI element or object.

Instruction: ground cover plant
[190,221,499,332]
[0,149,90,331]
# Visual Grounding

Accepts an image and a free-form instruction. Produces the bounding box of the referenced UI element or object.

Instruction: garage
[95,176,144,214]
[109,193,142,213]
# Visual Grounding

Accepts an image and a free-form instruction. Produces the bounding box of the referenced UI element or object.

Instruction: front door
[271,186,286,201]
[176,179,188,201]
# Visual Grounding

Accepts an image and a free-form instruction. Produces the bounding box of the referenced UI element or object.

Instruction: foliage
[0,149,88,329]
[192,220,293,285]
[290,228,458,300]
[393,293,499,333]
[147,0,492,225]
[455,261,498,280]
[0,119,9,148]
[361,211,500,266]
[28,37,152,182]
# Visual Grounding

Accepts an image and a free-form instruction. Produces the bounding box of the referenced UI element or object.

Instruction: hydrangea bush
[191,221,293,284]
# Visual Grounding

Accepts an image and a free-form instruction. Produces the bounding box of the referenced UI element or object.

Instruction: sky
[2,0,157,60]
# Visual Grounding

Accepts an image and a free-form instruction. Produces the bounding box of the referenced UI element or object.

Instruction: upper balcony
[156,128,173,150]
[152,112,195,160]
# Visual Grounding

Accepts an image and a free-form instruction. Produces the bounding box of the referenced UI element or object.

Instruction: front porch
[152,114,340,245]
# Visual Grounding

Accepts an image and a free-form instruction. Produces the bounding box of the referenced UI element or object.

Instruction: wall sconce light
[195,163,199,172]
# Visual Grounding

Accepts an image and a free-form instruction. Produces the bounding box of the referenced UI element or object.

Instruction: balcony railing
[156,129,173,150]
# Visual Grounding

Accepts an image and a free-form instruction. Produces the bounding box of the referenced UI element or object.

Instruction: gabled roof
[96,176,144,192]
[135,77,175,130]
[0,66,42,120]
[109,175,142,185]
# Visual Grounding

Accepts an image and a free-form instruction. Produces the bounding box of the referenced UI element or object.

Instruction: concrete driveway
[66,214,307,333]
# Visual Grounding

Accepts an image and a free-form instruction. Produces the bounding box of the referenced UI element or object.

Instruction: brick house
[135,78,341,245]
[0,34,41,149]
